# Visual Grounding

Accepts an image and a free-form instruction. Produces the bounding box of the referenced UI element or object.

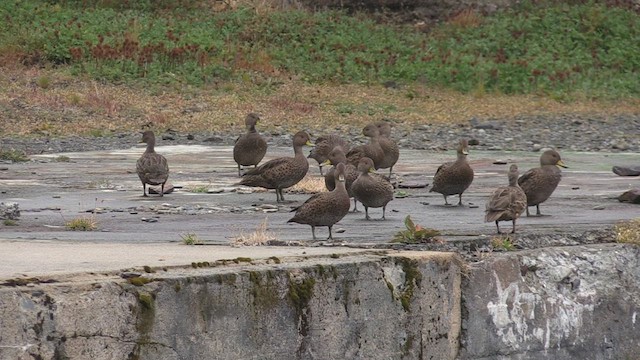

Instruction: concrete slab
[1,145,638,279]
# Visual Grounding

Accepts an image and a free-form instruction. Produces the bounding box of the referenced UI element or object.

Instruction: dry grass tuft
[288,175,327,194]
[448,9,483,28]
[615,218,640,245]
[231,217,277,246]
[65,216,97,231]
[181,232,203,245]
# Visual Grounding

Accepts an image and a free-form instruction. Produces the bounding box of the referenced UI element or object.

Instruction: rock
[612,166,640,176]
[468,138,480,146]
[0,202,20,220]
[532,143,542,152]
[618,189,640,204]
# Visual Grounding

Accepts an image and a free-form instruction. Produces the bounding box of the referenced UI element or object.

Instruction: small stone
[162,134,175,141]
[468,138,480,146]
[618,189,640,204]
[187,134,195,140]
[532,144,542,152]
[52,195,61,198]
[468,205,479,209]
[572,187,580,190]
[592,205,606,210]
[141,217,158,223]
[335,228,346,233]
[492,160,508,165]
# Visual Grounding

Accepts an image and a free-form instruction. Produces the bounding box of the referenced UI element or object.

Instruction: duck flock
[136,113,568,240]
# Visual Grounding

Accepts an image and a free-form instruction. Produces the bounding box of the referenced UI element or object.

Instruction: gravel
[1,114,638,155]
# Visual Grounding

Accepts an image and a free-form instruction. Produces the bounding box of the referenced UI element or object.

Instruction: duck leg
[442,195,450,206]
[351,199,360,212]
[381,205,387,220]
[535,205,542,216]
[511,219,517,234]
[364,206,371,220]
[142,182,148,197]
[525,206,531,217]
[327,226,333,240]
[495,221,501,234]
[311,225,317,240]
[160,181,165,197]
[237,164,242,177]
[319,165,324,176]
[457,194,464,206]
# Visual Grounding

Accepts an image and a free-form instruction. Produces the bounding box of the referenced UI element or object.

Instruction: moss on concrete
[396,257,423,312]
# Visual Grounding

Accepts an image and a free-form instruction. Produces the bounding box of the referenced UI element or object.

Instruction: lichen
[128,277,152,286]
[249,271,279,310]
[233,257,252,263]
[287,274,316,336]
[143,265,155,273]
[268,256,281,264]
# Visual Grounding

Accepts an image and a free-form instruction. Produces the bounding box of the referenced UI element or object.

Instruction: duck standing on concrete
[346,124,385,169]
[518,149,567,216]
[375,120,400,177]
[288,163,351,240]
[233,113,268,177]
[323,146,360,212]
[430,139,474,206]
[238,131,314,203]
[485,164,528,234]
[307,134,349,176]
[136,130,169,197]
[351,157,394,220]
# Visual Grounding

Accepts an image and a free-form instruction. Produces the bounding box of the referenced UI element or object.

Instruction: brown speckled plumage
[346,124,384,169]
[375,121,400,176]
[351,157,394,220]
[288,163,351,240]
[518,149,567,216]
[485,164,527,234]
[323,146,360,212]
[307,134,349,175]
[430,139,474,206]
[239,131,313,203]
[233,113,268,176]
[136,130,169,197]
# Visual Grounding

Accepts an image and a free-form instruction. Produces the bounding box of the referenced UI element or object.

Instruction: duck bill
[321,159,331,166]
[556,160,568,168]
[306,141,315,147]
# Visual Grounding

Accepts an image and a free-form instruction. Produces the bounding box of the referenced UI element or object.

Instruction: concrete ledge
[0,251,463,360]
[460,243,640,360]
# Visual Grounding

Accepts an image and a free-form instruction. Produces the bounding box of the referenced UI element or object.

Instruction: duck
[238,131,314,203]
[430,138,474,206]
[322,146,360,212]
[375,121,400,177]
[485,164,528,234]
[136,130,169,197]
[517,149,567,216]
[346,124,385,169]
[233,113,268,177]
[307,134,349,175]
[351,157,394,220]
[288,163,351,240]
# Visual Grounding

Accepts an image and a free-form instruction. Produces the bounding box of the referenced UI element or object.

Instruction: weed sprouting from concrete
[3,219,18,226]
[128,277,152,286]
[615,218,640,245]
[65,216,97,231]
[491,235,516,251]
[181,232,202,245]
[392,215,441,244]
[231,217,277,246]
[0,148,29,162]
[54,155,70,162]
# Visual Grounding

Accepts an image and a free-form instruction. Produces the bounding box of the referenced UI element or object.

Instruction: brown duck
[346,124,384,169]
[323,146,360,212]
[233,113,268,177]
[430,139,474,206]
[288,163,351,240]
[136,130,169,197]
[375,121,400,177]
[518,149,567,216]
[307,134,350,175]
[351,157,394,220]
[485,164,528,234]
[238,131,313,203]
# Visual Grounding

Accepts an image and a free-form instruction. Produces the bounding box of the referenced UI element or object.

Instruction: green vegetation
[54,155,71,162]
[180,232,202,245]
[392,215,441,244]
[65,216,97,231]
[491,236,516,251]
[0,1,638,98]
[0,149,29,162]
[3,219,18,226]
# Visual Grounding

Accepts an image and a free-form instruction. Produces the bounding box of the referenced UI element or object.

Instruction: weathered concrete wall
[460,243,640,360]
[0,252,462,360]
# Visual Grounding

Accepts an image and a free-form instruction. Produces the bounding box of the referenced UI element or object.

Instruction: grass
[0,1,638,99]
[181,232,202,245]
[65,216,98,231]
[491,235,516,251]
[3,219,18,226]
[288,175,327,194]
[0,149,29,162]
[231,217,277,246]
[55,155,71,162]
[188,185,210,193]
[0,2,638,138]
[615,218,640,245]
